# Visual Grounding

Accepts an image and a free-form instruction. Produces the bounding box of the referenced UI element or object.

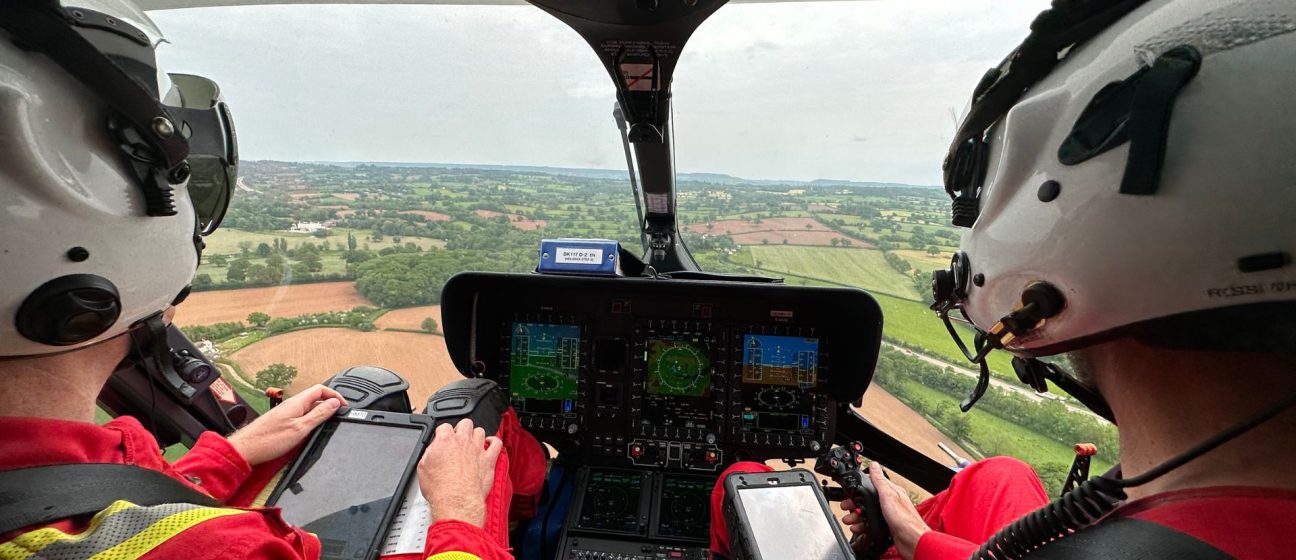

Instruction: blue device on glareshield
[537,239,621,276]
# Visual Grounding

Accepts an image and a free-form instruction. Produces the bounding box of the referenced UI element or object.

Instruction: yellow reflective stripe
[0,500,138,559]
[427,552,483,560]
[89,505,245,560]
[250,464,289,508]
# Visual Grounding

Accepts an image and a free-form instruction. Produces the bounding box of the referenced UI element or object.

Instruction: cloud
[151,1,1046,184]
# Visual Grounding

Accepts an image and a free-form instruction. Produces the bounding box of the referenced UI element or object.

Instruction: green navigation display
[646,337,712,397]
[510,322,581,401]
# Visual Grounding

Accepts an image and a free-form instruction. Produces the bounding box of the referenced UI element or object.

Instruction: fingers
[455,418,476,437]
[869,462,889,490]
[840,498,857,511]
[473,427,487,449]
[301,395,343,426]
[319,386,347,404]
[292,384,335,403]
[435,421,455,440]
[483,436,503,464]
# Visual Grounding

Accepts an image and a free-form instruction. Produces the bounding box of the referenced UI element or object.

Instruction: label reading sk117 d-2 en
[555,247,604,265]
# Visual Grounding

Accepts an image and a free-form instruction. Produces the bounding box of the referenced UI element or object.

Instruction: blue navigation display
[741,335,818,388]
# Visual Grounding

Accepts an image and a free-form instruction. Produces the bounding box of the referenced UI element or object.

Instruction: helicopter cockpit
[4,0,1183,559]
[81,2,967,558]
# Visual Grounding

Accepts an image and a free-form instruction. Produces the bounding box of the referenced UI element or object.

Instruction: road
[882,342,1096,417]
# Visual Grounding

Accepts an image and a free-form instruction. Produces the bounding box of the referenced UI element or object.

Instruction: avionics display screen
[641,334,714,429]
[736,485,849,560]
[576,469,644,534]
[655,475,712,541]
[741,335,818,387]
[272,421,424,560]
[739,334,819,435]
[647,336,712,396]
[509,322,580,415]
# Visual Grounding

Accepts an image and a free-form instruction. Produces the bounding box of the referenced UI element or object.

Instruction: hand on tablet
[417,418,504,528]
[227,384,346,466]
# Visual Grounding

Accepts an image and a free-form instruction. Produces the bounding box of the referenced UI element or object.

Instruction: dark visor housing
[169,74,238,235]
[0,1,236,237]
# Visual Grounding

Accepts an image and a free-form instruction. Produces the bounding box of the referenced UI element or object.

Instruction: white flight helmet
[932,0,1296,413]
[0,0,237,358]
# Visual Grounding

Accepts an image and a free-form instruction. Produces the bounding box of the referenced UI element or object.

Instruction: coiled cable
[972,389,1296,560]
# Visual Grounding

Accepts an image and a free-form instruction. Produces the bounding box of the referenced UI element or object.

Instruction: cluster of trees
[195,240,345,290]
[182,310,379,347]
[681,232,738,253]
[179,321,246,342]
[255,309,378,335]
[884,252,912,275]
[254,363,298,390]
[353,249,532,307]
[872,348,1119,455]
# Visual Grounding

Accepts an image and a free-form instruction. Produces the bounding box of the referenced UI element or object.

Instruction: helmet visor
[168,73,238,236]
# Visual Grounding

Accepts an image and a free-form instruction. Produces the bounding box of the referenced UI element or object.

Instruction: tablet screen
[737,485,850,560]
[272,420,424,560]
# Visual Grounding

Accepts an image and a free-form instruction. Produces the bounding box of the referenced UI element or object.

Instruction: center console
[440,272,883,559]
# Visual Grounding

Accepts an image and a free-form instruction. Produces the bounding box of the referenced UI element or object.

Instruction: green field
[743,246,921,300]
[896,380,1114,474]
[873,293,1017,381]
[892,249,954,272]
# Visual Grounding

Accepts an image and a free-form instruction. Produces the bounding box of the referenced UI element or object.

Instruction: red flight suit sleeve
[170,431,254,503]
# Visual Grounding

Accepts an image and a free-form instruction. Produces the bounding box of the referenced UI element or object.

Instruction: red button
[631,445,643,458]
[705,451,718,463]
[670,552,683,558]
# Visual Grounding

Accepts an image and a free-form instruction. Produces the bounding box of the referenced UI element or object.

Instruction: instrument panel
[442,272,883,470]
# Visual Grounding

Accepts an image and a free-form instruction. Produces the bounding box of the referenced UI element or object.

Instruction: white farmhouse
[288,221,327,233]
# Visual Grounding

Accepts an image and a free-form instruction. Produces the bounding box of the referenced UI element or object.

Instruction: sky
[150,1,1047,185]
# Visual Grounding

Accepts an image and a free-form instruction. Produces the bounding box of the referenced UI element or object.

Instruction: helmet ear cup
[16,275,122,346]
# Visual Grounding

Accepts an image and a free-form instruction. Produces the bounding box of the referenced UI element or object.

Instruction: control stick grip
[843,472,892,559]
[814,441,893,560]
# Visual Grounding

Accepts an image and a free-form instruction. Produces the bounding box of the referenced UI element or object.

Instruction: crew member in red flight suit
[710,0,1296,558]
[0,2,544,558]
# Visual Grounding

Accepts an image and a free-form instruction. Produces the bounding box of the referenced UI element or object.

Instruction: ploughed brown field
[375,305,442,331]
[399,210,452,222]
[174,282,375,326]
[683,217,871,248]
[232,328,460,405]
[474,209,547,231]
